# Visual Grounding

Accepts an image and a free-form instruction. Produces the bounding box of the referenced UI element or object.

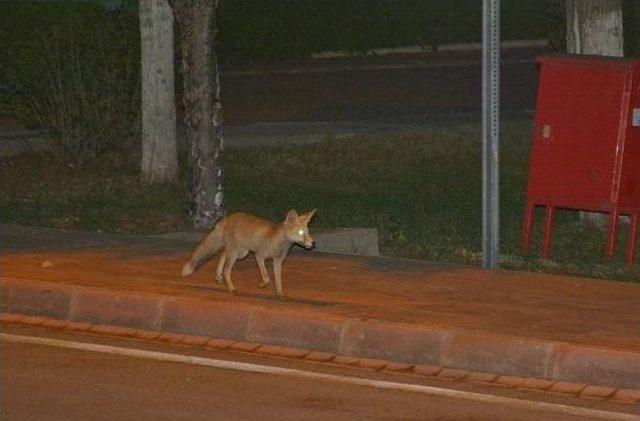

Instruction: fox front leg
[272,257,290,300]
[215,252,226,284]
[255,256,271,288]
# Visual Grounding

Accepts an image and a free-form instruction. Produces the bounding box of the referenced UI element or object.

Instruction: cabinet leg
[606,210,619,260]
[522,202,535,254]
[625,213,638,265]
[541,206,555,260]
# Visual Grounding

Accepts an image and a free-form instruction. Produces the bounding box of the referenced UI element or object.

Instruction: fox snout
[303,235,315,249]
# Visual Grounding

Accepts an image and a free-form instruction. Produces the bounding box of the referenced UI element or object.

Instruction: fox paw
[258,280,270,289]
[215,277,223,284]
[181,264,195,277]
[275,295,291,301]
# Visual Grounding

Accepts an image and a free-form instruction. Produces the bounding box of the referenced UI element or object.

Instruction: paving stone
[580,385,616,399]
[162,301,250,341]
[90,324,135,337]
[251,309,343,355]
[256,345,287,356]
[131,329,163,340]
[413,365,443,376]
[383,362,414,372]
[611,389,640,405]
[65,321,93,332]
[41,319,69,329]
[5,282,72,320]
[230,341,261,352]
[341,321,449,369]
[466,372,499,384]
[179,335,211,346]
[495,376,525,388]
[115,327,138,336]
[0,313,24,323]
[437,368,471,380]
[519,378,555,391]
[278,347,311,359]
[204,338,234,349]
[71,290,116,325]
[443,332,553,380]
[305,351,336,362]
[156,332,186,343]
[333,355,361,365]
[20,315,47,326]
[547,381,587,395]
[357,358,389,370]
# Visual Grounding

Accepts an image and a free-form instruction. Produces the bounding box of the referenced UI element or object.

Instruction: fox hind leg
[222,252,239,295]
[255,256,271,288]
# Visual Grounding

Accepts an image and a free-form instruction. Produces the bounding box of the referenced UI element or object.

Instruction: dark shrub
[0,1,140,161]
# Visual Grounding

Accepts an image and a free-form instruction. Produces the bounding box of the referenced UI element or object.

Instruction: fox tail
[181,225,224,277]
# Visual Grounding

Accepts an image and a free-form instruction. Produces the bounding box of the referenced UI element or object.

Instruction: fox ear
[285,209,299,224]
[300,208,316,224]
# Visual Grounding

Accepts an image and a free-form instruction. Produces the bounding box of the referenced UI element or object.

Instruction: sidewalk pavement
[1,224,639,390]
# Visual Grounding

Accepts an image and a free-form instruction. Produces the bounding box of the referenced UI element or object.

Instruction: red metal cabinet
[522,55,640,264]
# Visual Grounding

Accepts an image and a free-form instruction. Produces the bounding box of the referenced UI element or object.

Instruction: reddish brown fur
[182,209,316,297]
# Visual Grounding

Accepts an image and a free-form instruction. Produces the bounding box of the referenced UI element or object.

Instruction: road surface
[220,48,543,124]
[2,324,637,421]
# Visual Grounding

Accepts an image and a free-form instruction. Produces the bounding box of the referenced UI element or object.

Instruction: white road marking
[2,333,637,421]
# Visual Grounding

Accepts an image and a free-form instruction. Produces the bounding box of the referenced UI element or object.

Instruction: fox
[181,209,316,298]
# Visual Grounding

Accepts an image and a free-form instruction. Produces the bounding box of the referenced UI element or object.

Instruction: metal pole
[482,0,500,268]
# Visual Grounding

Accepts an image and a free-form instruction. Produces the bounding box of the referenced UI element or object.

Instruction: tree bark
[566,0,623,57]
[140,0,178,184]
[170,0,225,230]
[565,0,623,226]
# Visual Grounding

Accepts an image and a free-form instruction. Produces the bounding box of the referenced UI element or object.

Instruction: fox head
[284,209,316,249]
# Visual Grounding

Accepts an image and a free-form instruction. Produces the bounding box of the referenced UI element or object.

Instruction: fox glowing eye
[298,229,304,235]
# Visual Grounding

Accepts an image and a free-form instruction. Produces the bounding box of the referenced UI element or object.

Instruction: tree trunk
[565,0,623,226]
[566,0,623,57]
[140,0,178,184]
[170,0,225,230]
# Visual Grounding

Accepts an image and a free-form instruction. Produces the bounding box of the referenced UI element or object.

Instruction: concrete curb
[3,312,640,406]
[311,39,549,59]
[2,277,639,390]
[151,227,380,257]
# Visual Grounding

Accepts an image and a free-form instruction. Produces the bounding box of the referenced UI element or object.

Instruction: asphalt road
[220,48,543,125]
[2,325,636,421]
